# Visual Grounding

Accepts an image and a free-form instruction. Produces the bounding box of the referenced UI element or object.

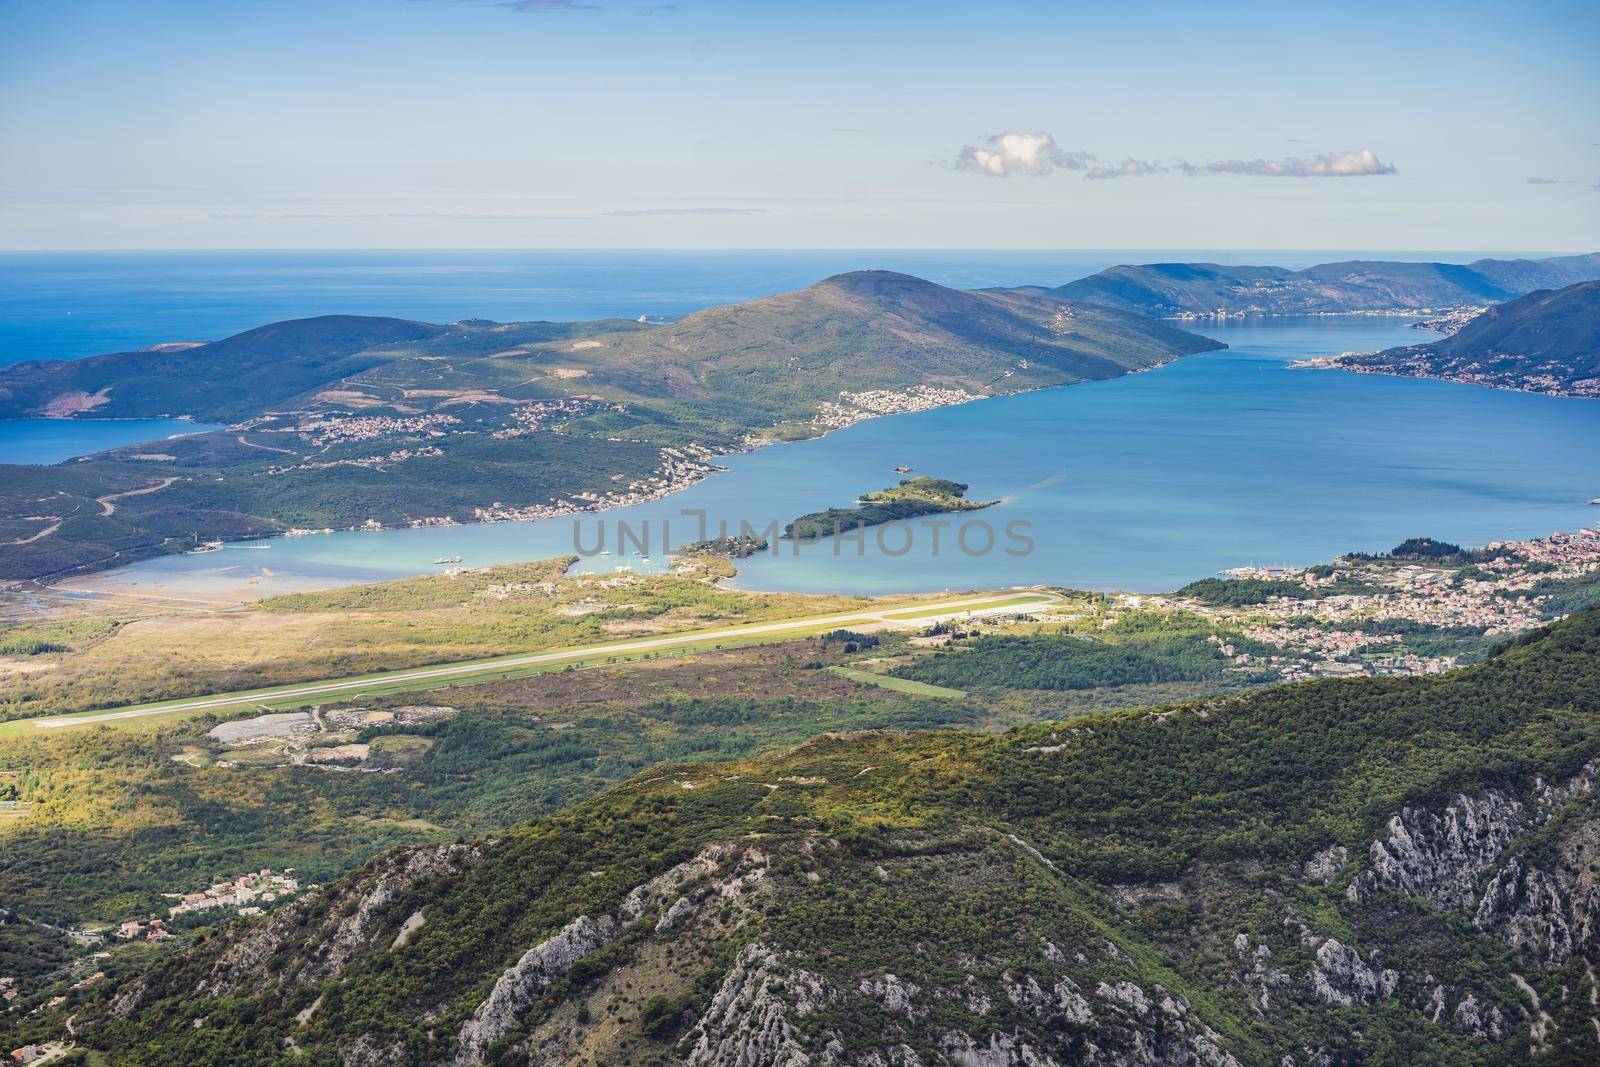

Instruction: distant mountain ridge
[1048,252,1600,317]
[0,272,1217,426]
[1305,279,1600,397]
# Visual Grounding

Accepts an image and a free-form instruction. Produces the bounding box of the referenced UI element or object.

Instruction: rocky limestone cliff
[453,844,770,1065]
[1348,760,1599,968]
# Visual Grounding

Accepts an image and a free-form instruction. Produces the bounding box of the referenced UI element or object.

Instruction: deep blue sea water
[3,252,1594,599]
[1,418,225,465]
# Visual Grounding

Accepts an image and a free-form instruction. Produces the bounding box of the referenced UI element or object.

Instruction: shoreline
[27,372,1137,600]
[1164,306,1475,322]
[19,320,1582,608]
[1292,356,1600,401]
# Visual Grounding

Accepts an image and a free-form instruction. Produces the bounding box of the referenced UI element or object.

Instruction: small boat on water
[432,555,462,565]
[1590,499,1600,505]
[189,541,224,554]
[893,465,913,474]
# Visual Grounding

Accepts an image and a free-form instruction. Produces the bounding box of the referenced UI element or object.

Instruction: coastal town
[1296,348,1600,399]
[233,396,726,532]
[1410,307,1486,334]
[291,412,462,446]
[469,443,723,525]
[1147,527,1600,681]
[813,384,985,430]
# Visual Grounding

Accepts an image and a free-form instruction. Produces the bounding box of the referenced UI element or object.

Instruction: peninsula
[0,272,1222,584]
[1295,279,1600,397]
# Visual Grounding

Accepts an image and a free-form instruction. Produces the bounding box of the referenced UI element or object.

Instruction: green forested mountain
[1049,252,1600,317]
[0,316,448,422]
[1313,280,1600,397]
[32,608,1600,1065]
[0,272,1220,583]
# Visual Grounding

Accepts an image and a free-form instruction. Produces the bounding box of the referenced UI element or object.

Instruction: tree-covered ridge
[0,316,632,423]
[17,609,1600,1064]
[782,475,995,541]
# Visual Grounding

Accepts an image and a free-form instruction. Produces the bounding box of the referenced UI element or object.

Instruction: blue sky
[1,0,1596,250]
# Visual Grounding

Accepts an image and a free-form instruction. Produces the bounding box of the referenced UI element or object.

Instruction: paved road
[25,591,1058,730]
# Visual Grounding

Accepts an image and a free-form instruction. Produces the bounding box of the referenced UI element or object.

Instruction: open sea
[3,251,1596,600]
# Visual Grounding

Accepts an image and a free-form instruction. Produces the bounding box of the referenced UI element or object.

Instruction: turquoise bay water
[73,317,1600,600]
[2,418,224,465]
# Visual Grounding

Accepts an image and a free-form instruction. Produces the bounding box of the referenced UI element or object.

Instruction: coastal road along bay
[3,590,1061,734]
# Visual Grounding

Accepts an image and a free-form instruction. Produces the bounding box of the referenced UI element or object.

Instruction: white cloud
[1201,149,1395,177]
[954,138,1396,181]
[1085,158,1165,180]
[953,132,1092,177]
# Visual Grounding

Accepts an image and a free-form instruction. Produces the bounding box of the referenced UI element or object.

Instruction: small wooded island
[782,475,997,541]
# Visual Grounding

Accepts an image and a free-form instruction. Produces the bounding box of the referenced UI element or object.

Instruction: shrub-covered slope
[38,608,1600,1065]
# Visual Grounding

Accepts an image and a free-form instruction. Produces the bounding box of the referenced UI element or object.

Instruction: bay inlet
[58,316,1600,603]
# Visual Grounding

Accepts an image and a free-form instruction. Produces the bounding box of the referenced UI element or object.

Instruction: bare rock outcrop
[1346,792,1524,909]
[685,942,827,1067]
[1308,939,1398,1007]
[1473,818,1600,966]
[453,843,770,1065]
[204,840,493,998]
[1231,934,1293,1015]
[1345,762,1600,975]
[450,914,616,1066]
